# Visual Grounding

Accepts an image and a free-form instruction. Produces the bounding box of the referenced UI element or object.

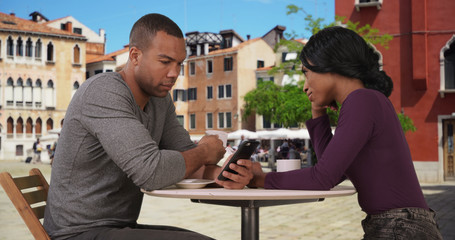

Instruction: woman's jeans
[362,208,443,240]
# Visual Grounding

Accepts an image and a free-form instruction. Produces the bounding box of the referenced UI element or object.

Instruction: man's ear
[129,47,141,65]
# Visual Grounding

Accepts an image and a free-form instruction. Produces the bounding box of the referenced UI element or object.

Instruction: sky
[1,0,334,54]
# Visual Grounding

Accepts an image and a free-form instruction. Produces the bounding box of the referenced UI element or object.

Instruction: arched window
[35,118,42,135]
[16,37,23,56]
[45,80,55,108]
[7,36,14,56]
[6,77,14,106]
[7,117,14,137]
[46,118,53,131]
[26,117,33,135]
[25,78,33,107]
[47,80,54,88]
[72,81,80,98]
[35,39,42,59]
[73,45,80,64]
[16,117,24,135]
[444,42,455,89]
[440,36,455,97]
[15,78,24,106]
[73,81,80,89]
[47,42,54,61]
[26,38,33,57]
[34,79,42,107]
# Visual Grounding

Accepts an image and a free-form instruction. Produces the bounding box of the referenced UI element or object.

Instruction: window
[6,78,14,106]
[207,60,213,74]
[206,113,213,129]
[226,84,232,98]
[176,115,184,126]
[218,85,224,99]
[173,89,187,102]
[16,117,23,134]
[180,64,185,76]
[355,0,382,11]
[36,118,42,135]
[224,38,232,48]
[7,117,14,135]
[35,39,42,59]
[47,42,54,62]
[25,78,33,107]
[257,60,264,68]
[444,41,455,90]
[46,118,53,131]
[73,45,80,64]
[60,23,66,30]
[86,72,90,79]
[218,84,232,99]
[217,112,232,128]
[25,38,33,57]
[7,36,14,56]
[226,112,232,128]
[34,79,42,108]
[16,37,23,56]
[16,145,24,156]
[190,114,196,129]
[94,70,103,75]
[73,27,82,35]
[15,78,24,106]
[224,57,233,71]
[218,113,225,128]
[26,118,33,135]
[188,88,197,100]
[190,62,195,75]
[207,86,213,99]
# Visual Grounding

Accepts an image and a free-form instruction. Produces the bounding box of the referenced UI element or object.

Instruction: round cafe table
[142,185,356,240]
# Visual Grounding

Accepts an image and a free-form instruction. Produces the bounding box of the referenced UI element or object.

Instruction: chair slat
[13,175,42,190]
[23,189,47,204]
[32,205,46,219]
[0,169,51,240]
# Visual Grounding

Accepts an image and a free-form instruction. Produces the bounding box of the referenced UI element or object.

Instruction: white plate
[176,179,215,189]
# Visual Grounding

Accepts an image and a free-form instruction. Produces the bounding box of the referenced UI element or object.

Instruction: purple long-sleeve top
[264,88,428,215]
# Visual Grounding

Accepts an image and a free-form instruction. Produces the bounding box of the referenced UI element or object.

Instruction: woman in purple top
[250,26,442,239]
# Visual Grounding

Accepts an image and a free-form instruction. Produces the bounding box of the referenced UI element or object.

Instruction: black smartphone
[217,140,260,181]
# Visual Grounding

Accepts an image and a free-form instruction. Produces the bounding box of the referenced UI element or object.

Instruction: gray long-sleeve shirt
[44,72,195,239]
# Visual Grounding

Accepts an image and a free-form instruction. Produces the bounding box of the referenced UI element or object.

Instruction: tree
[242,4,416,133]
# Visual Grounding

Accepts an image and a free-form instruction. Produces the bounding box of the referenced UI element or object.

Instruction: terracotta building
[173,27,283,140]
[336,0,455,182]
[0,12,86,161]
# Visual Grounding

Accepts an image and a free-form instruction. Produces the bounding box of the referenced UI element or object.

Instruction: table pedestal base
[192,198,324,240]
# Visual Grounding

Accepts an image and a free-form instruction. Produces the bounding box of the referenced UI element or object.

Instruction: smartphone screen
[217,140,260,181]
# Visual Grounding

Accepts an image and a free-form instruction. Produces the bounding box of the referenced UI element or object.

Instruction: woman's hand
[248,162,267,188]
[311,100,338,119]
[215,156,253,189]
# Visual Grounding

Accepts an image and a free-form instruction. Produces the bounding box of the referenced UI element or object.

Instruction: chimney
[10,12,15,16]
[66,21,73,33]
[247,35,251,40]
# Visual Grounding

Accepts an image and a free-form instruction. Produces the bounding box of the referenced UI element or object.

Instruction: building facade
[172,28,281,140]
[336,0,455,182]
[0,12,86,161]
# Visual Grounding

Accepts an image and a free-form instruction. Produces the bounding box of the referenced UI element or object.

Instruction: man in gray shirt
[44,13,253,240]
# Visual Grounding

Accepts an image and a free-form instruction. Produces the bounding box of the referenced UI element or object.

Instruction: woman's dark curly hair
[300,26,393,97]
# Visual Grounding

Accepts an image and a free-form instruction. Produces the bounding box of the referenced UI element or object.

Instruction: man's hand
[198,135,226,165]
[215,156,253,189]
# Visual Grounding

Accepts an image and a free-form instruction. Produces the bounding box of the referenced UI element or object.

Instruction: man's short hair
[129,13,184,50]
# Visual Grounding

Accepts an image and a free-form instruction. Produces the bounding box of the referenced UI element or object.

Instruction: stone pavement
[0,161,454,240]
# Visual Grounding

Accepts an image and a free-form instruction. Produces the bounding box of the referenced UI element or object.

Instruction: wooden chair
[0,168,51,240]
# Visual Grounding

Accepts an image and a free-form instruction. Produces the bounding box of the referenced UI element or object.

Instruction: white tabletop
[142,185,356,200]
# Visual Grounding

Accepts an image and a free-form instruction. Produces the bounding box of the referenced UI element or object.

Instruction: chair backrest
[0,168,51,240]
